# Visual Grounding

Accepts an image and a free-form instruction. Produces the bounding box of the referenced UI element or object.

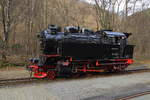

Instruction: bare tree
[0,0,12,60]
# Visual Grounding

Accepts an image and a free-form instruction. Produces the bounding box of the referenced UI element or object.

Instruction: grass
[0,60,26,68]
[0,55,28,68]
[133,56,150,68]
[134,57,150,63]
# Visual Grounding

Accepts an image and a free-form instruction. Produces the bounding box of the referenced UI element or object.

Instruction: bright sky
[84,0,150,15]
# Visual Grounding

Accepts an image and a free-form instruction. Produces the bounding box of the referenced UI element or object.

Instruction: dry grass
[0,55,27,68]
[0,67,29,79]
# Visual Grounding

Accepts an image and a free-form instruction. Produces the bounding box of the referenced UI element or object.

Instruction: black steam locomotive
[28,25,134,79]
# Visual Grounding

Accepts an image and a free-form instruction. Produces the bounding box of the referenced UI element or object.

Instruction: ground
[0,67,30,79]
[0,61,150,100]
[0,72,150,100]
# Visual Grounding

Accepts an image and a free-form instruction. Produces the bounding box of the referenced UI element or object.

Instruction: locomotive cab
[101,30,126,45]
[97,30,134,59]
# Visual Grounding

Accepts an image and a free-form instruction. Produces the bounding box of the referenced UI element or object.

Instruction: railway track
[121,68,150,74]
[117,91,150,100]
[127,67,150,72]
[0,68,150,88]
[0,77,39,87]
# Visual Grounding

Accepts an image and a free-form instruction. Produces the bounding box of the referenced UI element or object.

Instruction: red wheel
[47,71,56,79]
[34,72,47,78]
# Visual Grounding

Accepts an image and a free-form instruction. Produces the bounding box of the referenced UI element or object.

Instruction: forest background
[0,0,149,66]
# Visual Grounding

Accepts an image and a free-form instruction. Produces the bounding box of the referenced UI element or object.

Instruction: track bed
[0,69,150,100]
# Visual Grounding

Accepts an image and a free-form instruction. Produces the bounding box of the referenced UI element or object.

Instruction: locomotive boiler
[28,25,134,79]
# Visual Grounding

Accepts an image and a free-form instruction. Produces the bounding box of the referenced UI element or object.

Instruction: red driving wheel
[47,71,56,79]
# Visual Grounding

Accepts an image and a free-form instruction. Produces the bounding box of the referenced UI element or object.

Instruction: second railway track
[116,91,150,100]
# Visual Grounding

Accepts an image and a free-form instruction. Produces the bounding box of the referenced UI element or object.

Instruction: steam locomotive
[28,25,134,79]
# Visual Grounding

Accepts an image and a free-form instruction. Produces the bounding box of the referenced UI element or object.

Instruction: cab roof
[104,31,125,37]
